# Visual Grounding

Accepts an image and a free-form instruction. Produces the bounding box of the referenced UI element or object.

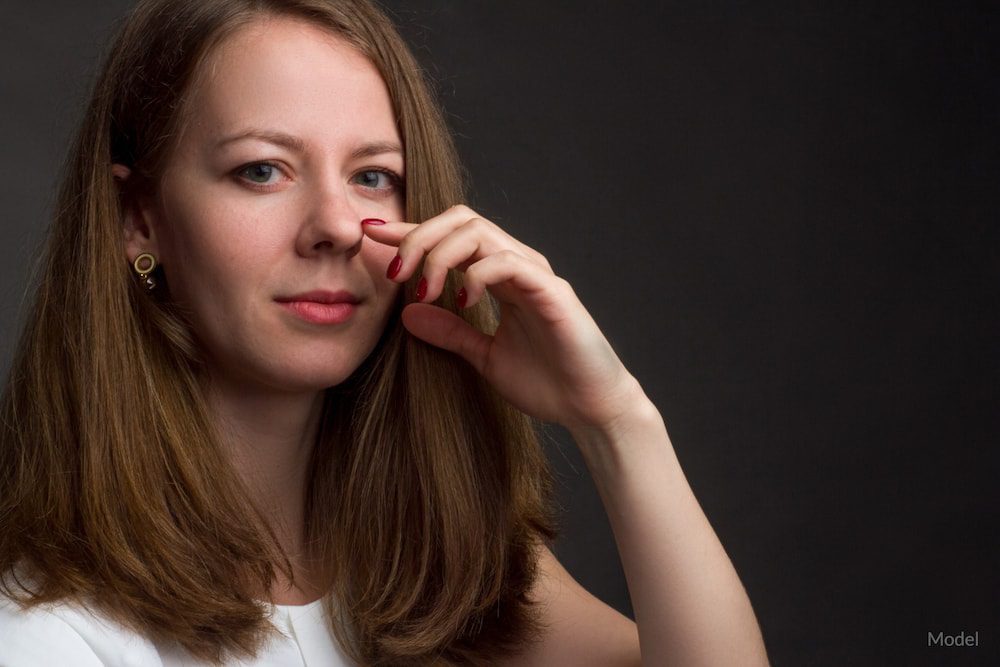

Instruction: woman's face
[129,17,404,392]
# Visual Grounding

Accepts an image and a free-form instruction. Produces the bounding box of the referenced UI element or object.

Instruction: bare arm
[501,380,769,666]
[568,383,770,665]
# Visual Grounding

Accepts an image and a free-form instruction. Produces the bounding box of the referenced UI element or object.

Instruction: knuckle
[467,216,489,230]
[421,249,440,272]
[399,234,425,258]
[397,233,413,255]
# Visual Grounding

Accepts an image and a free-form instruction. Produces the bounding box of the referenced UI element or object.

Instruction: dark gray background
[2,2,997,665]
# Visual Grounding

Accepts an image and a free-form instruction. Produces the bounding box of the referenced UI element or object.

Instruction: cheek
[159,198,283,303]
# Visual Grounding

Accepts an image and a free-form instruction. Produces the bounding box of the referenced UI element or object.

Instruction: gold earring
[133,252,158,291]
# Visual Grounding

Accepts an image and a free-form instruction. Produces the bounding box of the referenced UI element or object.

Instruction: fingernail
[415,277,427,302]
[362,218,386,225]
[387,255,402,279]
[456,288,467,309]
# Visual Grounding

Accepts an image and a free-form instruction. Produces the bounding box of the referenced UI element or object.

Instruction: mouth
[274,289,360,304]
[274,289,362,325]
[276,300,357,325]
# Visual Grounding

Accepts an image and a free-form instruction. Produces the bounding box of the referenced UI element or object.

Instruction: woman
[0,0,768,664]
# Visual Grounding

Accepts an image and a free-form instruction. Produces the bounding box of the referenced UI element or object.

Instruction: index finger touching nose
[361,218,416,246]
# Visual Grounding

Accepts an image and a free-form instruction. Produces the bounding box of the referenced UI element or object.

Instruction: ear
[112,163,162,265]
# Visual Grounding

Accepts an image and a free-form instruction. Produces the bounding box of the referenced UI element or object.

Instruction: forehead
[183,16,398,145]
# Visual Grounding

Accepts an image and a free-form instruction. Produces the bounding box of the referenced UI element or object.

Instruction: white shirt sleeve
[0,594,349,666]
[0,599,104,666]
[0,596,164,667]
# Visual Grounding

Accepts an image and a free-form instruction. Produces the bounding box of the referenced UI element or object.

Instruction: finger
[360,219,417,246]
[440,206,552,272]
[390,205,485,284]
[457,250,571,322]
[416,218,554,304]
[382,204,548,286]
[399,302,494,375]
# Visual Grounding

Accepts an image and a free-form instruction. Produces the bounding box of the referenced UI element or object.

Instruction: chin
[258,369,350,394]
[279,359,363,391]
[208,353,359,395]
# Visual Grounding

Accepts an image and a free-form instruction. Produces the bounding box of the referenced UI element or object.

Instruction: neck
[204,368,326,603]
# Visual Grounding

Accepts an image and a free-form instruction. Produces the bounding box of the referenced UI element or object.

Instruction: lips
[274,290,360,304]
[275,289,361,325]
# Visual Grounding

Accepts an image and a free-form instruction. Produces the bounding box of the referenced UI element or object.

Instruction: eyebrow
[213,129,403,159]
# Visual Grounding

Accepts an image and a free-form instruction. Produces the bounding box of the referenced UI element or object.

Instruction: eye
[352,168,404,195]
[234,161,285,190]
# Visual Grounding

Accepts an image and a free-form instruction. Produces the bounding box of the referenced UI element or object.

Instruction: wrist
[567,384,668,471]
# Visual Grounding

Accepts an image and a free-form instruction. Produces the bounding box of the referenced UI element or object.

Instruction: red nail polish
[416,277,427,301]
[362,218,386,225]
[387,255,402,279]
[456,288,467,309]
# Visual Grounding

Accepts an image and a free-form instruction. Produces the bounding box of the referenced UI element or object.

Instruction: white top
[0,595,355,666]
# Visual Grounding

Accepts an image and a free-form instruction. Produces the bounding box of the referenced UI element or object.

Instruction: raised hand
[362,205,642,434]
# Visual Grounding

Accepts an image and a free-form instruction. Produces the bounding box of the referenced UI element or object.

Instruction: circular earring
[132,252,158,291]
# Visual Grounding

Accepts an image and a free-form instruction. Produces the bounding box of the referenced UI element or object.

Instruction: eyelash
[233,161,404,195]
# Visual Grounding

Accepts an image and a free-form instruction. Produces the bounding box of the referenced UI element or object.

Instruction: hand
[362,205,644,434]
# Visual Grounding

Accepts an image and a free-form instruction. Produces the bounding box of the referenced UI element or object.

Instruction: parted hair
[0,0,559,664]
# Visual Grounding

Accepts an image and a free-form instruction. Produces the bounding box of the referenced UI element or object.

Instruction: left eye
[352,169,401,191]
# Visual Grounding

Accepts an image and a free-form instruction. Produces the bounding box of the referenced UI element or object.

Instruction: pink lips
[275,290,360,325]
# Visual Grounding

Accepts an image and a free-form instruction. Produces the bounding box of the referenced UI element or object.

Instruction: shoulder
[0,594,164,667]
[496,544,642,667]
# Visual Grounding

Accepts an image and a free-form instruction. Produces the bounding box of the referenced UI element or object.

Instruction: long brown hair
[0,1,559,664]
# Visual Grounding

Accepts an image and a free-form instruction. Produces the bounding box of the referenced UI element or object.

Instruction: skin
[116,13,768,665]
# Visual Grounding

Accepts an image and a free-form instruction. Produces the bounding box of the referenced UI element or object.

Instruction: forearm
[569,386,769,666]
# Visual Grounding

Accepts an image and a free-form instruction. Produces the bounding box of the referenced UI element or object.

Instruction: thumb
[400,303,492,374]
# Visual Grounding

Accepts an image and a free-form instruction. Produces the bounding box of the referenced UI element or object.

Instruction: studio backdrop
[1,2,997,665]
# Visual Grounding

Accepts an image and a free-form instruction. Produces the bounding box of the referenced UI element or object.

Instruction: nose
[295,180,364,259]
